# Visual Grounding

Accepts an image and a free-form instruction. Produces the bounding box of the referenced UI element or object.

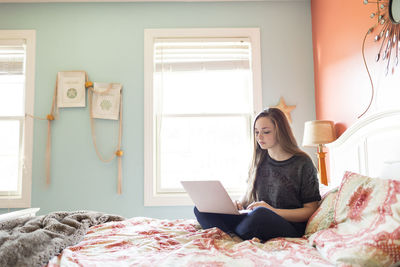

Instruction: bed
[1,109,400,267]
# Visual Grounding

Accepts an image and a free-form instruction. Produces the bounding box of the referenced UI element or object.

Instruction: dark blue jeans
[194,206,306,241]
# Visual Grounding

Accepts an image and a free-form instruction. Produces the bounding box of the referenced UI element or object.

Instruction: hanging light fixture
[359,0,400,118]
[364,0,400,76]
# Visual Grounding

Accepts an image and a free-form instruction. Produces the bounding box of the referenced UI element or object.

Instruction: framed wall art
[91,82,122,120]
[57,71,86,108]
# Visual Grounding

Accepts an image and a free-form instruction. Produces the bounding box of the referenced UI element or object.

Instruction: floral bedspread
[47,217,333,267]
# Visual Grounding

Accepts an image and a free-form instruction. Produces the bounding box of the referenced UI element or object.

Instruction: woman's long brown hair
[241,108,309,207]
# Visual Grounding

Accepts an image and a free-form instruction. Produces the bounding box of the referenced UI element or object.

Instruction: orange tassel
[46,114,55,121]
[85,81,93,88]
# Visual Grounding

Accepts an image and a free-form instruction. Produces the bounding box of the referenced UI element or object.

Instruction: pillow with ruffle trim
[308,171,400,267]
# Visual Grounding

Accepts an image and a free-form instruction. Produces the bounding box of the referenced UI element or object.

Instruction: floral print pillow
[308,171,400,267]
[304,187,338,237]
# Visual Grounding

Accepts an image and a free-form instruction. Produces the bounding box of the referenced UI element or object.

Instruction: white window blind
[154,38,251,72]
[154,37,254,115]
[144,29,262,206]
[0,40,26,117]
[0,39,26,76]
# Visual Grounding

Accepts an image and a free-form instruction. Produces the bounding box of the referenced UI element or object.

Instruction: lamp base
[317,150,328,186]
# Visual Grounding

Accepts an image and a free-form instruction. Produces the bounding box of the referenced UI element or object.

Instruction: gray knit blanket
[0,210,125,267]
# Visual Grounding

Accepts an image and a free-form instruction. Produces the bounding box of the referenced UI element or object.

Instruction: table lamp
[302,120,336,186]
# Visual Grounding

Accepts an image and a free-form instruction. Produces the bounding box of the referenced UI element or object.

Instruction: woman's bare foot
[251,237,261,243]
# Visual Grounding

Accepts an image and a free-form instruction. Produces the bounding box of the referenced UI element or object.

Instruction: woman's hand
[234,200,244,210]
[247,201,275,212]
[246,201,319,222]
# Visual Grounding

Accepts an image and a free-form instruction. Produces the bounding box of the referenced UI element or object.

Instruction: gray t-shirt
[255,152,321,209]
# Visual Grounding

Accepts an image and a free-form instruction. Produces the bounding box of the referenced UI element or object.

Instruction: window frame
[144,28,262,206]
[0,30,35,208]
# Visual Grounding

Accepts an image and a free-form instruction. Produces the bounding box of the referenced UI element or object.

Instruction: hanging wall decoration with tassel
[27,71,124,194]
[88,82,124,194]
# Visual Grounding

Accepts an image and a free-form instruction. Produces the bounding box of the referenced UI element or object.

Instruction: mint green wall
[0,1,315,219]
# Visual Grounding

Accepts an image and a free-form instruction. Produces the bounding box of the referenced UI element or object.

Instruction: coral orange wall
[311,0,400,136]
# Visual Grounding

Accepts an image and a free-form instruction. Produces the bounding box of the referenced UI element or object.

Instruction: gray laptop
[181,180,250,215]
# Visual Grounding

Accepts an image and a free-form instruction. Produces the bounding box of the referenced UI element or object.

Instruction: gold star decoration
[273,97,296,123]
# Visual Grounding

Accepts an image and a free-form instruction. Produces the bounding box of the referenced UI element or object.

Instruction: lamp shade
[302,120,336,147]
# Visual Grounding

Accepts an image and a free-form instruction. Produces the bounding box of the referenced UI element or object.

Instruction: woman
[194,108,321,242]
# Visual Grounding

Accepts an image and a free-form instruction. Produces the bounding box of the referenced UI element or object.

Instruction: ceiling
[1,0,308,3]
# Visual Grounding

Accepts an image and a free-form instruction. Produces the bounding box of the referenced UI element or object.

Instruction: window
[144,28,262,206]
[0,30,35,208]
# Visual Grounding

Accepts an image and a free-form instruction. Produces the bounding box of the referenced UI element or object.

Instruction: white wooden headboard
[326,109,400,188]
